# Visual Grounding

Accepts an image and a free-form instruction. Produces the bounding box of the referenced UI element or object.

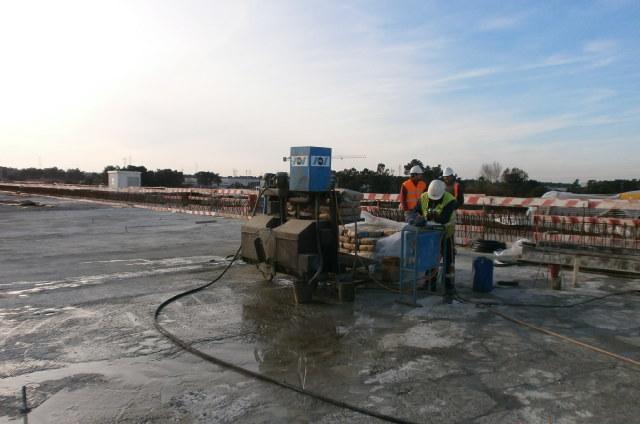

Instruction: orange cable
[489,308,640,369]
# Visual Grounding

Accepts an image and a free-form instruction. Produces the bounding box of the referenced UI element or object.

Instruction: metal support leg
[549,264,562,290]
[573,256,580,288]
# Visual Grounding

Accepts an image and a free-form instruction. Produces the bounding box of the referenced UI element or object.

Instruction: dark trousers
[442,236,455,294]
[424,235,456,293]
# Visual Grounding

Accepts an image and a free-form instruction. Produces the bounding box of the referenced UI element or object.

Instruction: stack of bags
[317,189,363,224]
[339,225,397,259]
[336,189,363,224]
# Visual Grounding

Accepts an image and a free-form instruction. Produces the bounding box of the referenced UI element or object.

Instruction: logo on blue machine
[290,156,308,166]
[311,156,330,167]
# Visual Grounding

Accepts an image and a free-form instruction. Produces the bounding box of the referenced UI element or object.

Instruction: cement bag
[339,189,364,201]
[374,231,403,259]
[359,211,407,232]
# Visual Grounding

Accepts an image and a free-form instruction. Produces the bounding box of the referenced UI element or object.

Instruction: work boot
[429,280,437,292]
[417,276,428,290]
[443,293,453,304]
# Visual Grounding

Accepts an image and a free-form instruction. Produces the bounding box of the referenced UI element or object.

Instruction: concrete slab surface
[1,192,639,423]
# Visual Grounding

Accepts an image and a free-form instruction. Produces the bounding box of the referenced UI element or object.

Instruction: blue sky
[0,0,638,182]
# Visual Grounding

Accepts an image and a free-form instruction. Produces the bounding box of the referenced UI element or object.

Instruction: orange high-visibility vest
[401,179,427,210]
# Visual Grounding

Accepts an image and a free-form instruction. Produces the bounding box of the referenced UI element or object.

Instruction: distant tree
[101,165,118,185]
[147,169,184,187]
[124,165,148,173]
[525,181,548,197]
[479,162,503,183]
[501,167,528,185]
[376,163,388,175]
[100,165,184,187]
[64,168,85,184]
[424,164,443,182]
[195,171,222,187]
[583,179,640,194]
[567,179,581,193]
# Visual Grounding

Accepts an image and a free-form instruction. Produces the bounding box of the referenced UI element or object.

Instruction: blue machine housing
[289,146,332,192]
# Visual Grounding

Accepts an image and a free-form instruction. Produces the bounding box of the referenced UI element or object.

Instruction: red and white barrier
[533,215,640,227]
[362,193,640,210]
[5,182,640,211]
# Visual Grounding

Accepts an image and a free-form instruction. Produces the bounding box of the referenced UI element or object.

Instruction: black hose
[154,279,417,423]
[470,239,506,253]
[308,194,324,285]
[153,190,418,424]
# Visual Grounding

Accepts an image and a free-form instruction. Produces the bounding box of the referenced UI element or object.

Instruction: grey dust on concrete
[1,191,639,424]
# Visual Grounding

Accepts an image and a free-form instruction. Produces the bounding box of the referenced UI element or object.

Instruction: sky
[0,0,638,182]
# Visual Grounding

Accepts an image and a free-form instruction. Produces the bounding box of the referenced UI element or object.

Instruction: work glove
[410,215,426,227]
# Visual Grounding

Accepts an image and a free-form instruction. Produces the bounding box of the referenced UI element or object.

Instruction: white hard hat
[427,180,446,200]
[409,165,423,175]
[443,167,455,177]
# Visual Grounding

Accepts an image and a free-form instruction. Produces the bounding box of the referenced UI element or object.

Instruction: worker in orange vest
[400,165,427,221]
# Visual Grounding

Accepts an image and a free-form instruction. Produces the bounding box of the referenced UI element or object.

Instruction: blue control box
[401,228,442,273]
[289,146,332,192]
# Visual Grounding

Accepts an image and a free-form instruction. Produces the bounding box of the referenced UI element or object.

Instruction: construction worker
[442,166,464,206]
[400,165,427,222]
[415,180,458,303]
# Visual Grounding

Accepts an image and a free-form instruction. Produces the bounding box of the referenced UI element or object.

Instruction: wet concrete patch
[2,193,640,423]
[380,321,465,350]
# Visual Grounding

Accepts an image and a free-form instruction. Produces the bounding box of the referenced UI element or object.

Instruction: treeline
[3,162,637,195]
[335,160,552,197]
[103,165,222,187]
[104,165,183,187]
[334,161,444,193]
[0,165,222,188]
[566,179,640,195]
[335,159,637,197]
[0,166,100,185]
[463,167,548,197]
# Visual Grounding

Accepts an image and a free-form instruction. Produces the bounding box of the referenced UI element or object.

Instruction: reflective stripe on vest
[402,180,426,209]
[418,191,456,237]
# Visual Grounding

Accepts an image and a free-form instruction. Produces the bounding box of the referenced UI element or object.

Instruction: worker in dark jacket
[414,180,458,303]
[442,166,464,207]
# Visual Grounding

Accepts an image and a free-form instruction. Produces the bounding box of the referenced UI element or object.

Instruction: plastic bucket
[472,257,494,293]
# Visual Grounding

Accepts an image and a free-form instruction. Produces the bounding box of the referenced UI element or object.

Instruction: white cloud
[583,39,617,55]
[478,14,526,31]
[536,54,584,67]
[584,89,617,104]
[428,67,502,85]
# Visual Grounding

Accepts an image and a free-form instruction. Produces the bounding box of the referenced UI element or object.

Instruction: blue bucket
[472,257,494,292]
